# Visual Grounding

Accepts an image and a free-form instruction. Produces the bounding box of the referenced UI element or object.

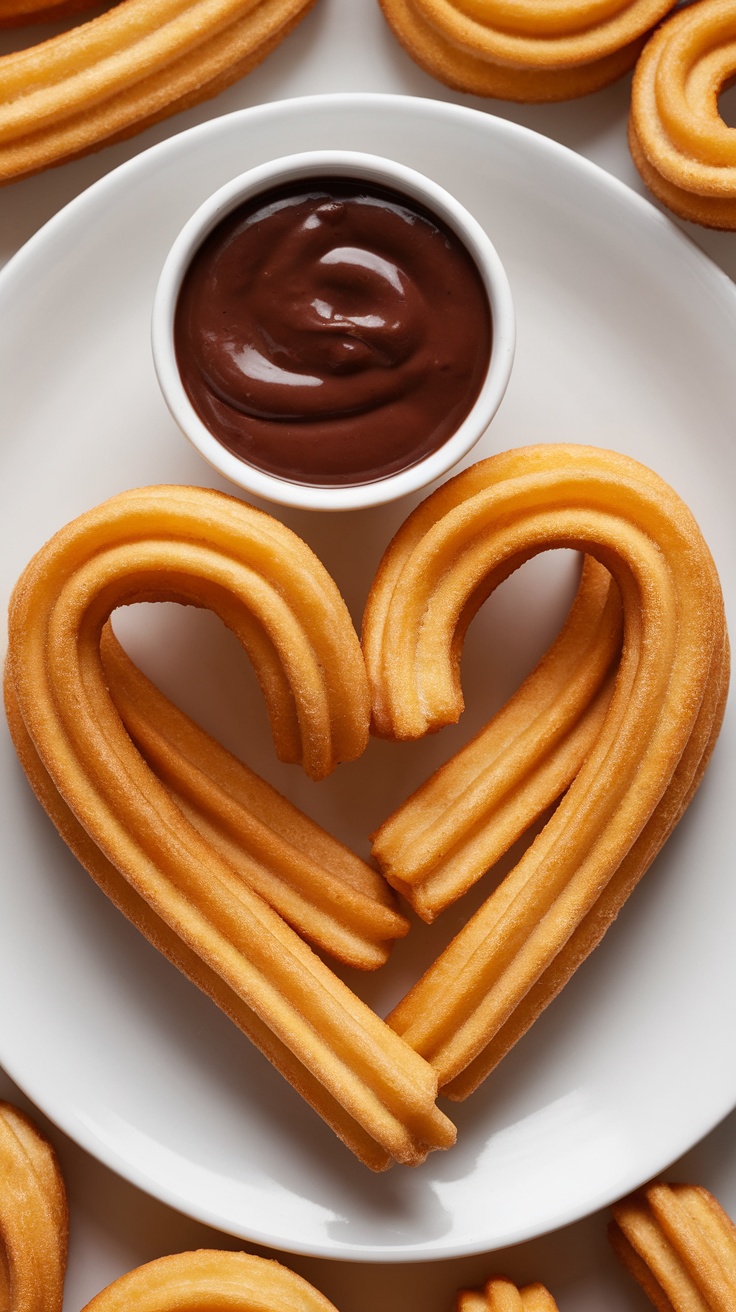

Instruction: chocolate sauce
[174,178,492,486]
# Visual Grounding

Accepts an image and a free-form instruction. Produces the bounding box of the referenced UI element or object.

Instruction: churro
[629,0,736,229]
[0,0,96,27]
[5,485,455,1169]
[457,1276,560,1310]
[365,444,728,1097]
[610,1182,736,1310]
[81,1251,341,1312]
[370,555,622,921]
[377,0,676,102]
[0,0,316,184]
[0,1102,68,1312]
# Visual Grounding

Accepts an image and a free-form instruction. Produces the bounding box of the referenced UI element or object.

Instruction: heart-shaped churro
[0,0,316,184]
[3,484,454,1170]
[365,444,728,1099]
[4,447,728,1167]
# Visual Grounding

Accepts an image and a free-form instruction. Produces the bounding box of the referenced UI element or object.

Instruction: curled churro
[610,1183,736,1310]
[371,555,622,921]
[81,1251,341,1312]
[0,0,315,184]
[456,1275,560,1310]
[377,0,675,102]
[100,627,408,971]
[5,485,454,1169]
[0,1102,68,1312]
[629,0,736,229]
[365,444,728,1097]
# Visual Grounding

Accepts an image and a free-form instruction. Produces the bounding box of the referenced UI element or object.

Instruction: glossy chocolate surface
[174,178,492,486]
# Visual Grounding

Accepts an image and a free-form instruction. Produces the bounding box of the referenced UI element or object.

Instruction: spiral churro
[365,444,728,1098]
[610,1183,736,1310]
[0,0,316,184]
[629,0,736,229]
[377,0,676,102]
[0,1102,68,1312]
[457,1276,560,1310]
[81,1251,341,1312]
[5,485,454,1169]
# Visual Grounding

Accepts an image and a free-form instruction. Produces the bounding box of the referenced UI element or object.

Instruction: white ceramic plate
[0,94,734,1262]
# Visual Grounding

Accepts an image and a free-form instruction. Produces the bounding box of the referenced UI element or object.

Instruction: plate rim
[1,91,734,1263]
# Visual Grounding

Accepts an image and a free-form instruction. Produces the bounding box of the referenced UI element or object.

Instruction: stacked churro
[456,1276,559,1310]
[629,0,736,230]
[610,1183,736,1309]
[0,1102,68,1312]
[377,0,677,101]
[365,444,728,1098]
[4,485,455,1169]
[0,0,316,183]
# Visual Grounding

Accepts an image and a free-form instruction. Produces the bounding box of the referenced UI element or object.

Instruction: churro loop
[5,485,454,1169]
[456,1275,560,1310]
[0,1102,68,1312]
[371,556,622,921]
[377,0,673,102]
[0,0,315,183]
[610,1183,736,1310]
[365,444,728,1096]
[81,1251,342,1312]
[629,0,736,228]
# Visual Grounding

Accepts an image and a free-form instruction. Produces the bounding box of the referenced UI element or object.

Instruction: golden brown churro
[0,1102,68,1312]
[4,485,454,1169]
[0,0,316,184]
[377,0,676,102]
[371,555,622,921]
[0,0,97,28]
[365,444,728,1098]
[456,1275,560,1310]
[610,1183,736,1310]
[629,0,736,229]
[81,1251,342,1312]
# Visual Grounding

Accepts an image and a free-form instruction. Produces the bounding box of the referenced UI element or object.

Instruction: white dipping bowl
[152,150,515,512]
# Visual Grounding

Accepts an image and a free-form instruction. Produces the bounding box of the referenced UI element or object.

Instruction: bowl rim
[151,148,515,511]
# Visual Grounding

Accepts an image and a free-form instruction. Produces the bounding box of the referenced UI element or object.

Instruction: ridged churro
[365,444,728,1098]
[377,0,676,102]
[4,485,454,1169]
[0,1102,68,1312]
[629,0,736,229]
[0,0,316,184]
[370,555,622,921]
[81,1251,342,1312]
[610,1183,736,1310]
[456,1275,560,1310]
[100,627,408,971]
